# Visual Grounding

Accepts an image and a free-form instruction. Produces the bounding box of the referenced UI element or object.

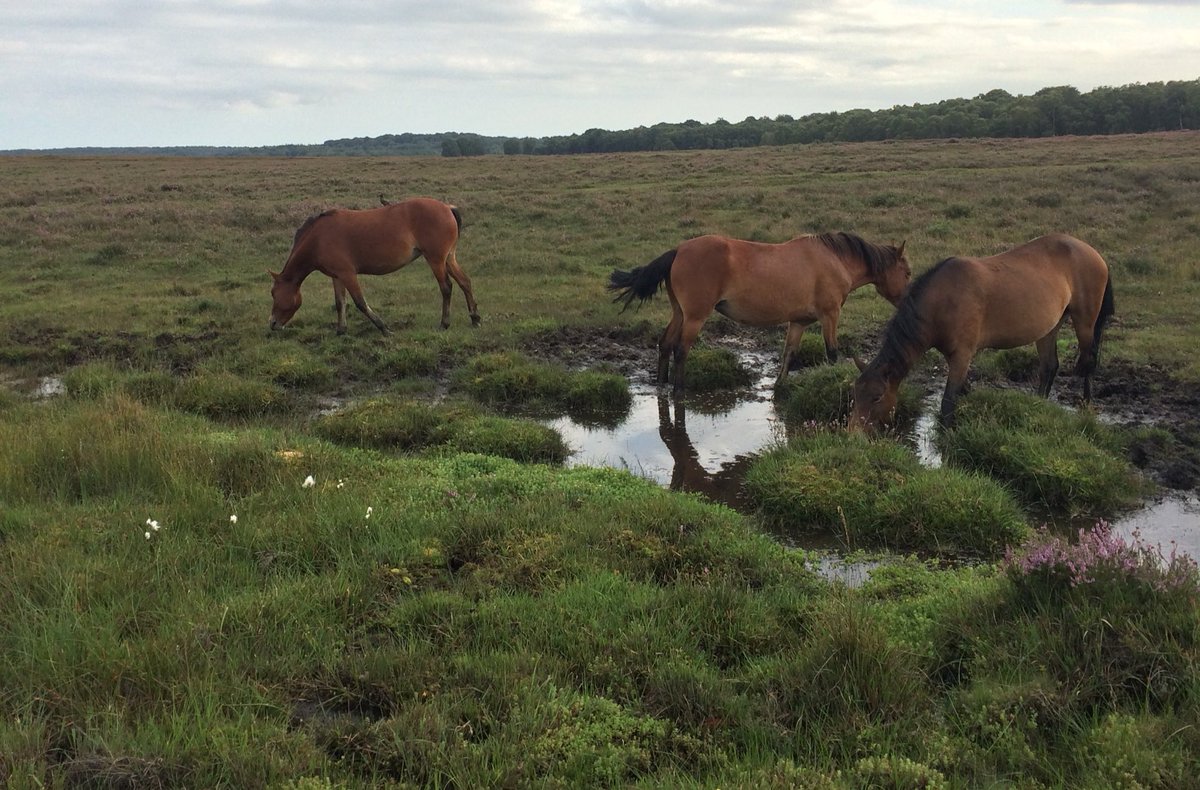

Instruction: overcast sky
[2,0,1198,149]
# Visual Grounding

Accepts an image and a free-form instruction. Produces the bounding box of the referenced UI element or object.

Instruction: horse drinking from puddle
[608,233,911,392]
[850,233,1113,431]
[269,197,480,334]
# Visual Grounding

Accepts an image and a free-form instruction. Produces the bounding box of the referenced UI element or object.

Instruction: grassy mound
[744,431,1028,557]
[454,352,631,424]
[774,363,922,427]
[939,388,1147,517]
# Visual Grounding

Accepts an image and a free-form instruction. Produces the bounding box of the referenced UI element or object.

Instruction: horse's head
[874,240,911,306]
[848,358,899,433]
[268,270,301,330]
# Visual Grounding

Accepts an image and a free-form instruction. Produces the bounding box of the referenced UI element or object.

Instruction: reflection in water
[551,359,1200,570]
[550,384,783,510]
[550,381,871,584]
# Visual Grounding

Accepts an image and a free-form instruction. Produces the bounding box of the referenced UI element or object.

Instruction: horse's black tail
[608,249,677,312]
[450,206,463,233]
[1092,272,1115,367]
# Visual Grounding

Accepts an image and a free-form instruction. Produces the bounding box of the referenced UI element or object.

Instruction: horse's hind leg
[656,292,684,386]
[1035,332,1061,397]
[672,316,705,395]
[426,256,454,329]
[446,251,481,326]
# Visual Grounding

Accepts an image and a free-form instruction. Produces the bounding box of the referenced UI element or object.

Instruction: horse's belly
[715,298,812,326]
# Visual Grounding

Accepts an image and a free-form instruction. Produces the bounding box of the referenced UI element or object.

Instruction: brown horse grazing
[608,233,911,392]
[849,233,1114,431]
[268,197,480,334]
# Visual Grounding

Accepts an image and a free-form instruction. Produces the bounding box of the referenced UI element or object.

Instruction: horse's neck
[839,253,876,292]
[874,324,928,383]
[279,254,316,284]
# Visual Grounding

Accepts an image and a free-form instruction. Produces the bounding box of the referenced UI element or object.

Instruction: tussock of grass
[683,347,753,391]
[774,363,921,427]
[313,396,568,464]
[745,431,1028,556]
[940,388,1146,516]
[454,351,631,422]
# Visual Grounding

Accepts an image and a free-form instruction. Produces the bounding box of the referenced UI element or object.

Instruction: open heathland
[2,134,1199,787]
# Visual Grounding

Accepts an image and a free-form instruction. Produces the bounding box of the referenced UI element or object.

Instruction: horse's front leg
[818,309,841,364]
[777,320,814,385]
[343,274,390,334]
[332,279,348,335]
[939,352,973,428]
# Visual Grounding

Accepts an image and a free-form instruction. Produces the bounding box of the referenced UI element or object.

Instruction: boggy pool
[549,363,1200,569]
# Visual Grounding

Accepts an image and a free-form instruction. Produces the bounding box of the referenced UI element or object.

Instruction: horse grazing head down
[848,357,900,432]
[874,240,911,306]
[268,270,301,330]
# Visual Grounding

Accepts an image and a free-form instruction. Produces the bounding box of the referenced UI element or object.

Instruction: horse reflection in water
[656,394,757,511]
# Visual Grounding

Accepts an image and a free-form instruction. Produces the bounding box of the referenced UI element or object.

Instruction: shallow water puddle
[551,359,1200,567]
[1110,494,1200,562]
[549,383,783,512]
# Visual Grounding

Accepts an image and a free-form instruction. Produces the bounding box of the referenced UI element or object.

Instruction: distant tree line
[515,79,1200,156]
[6,79,1196,158]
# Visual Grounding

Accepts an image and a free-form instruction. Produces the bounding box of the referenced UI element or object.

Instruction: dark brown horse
[608,233,911,392]
[269,197,480,334]
[849,233,1114,431]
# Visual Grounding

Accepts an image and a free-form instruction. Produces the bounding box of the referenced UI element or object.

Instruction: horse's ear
[853,355,868,372]
[268,270,280,281]
[896,240,907,257]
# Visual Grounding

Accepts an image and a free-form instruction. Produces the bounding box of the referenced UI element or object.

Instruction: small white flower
[365,506,373,519]
[229,514,238,524]
[337,479,345,489]
[302,475,316,488]
[144,531,152,540]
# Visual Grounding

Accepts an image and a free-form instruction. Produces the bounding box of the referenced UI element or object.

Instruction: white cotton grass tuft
[230,514,238,524]
[302,475,316,488]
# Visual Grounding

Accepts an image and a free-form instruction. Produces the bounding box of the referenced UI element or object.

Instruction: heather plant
[1005,520,1200,598]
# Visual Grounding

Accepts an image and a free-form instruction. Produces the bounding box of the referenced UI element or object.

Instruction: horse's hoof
[471,315,482,327]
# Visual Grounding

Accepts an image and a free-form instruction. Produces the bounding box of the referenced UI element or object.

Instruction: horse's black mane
[872,256,957,371]
[816,232,900,275]
[292,209,336,246]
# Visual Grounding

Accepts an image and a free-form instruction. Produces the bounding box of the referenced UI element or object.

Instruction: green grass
[744,431,1029,557]
[2,135,1199,786]
[939,388,1147,518]
[774,362,922,427]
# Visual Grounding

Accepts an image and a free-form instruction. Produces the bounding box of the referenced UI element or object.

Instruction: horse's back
[931,234,1108,349]
[298,199,460,274]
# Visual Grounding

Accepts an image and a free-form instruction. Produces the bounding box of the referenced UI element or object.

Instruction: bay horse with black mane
[269,197,480,334]
[608,232,911,392]
[849,233,1114,431]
